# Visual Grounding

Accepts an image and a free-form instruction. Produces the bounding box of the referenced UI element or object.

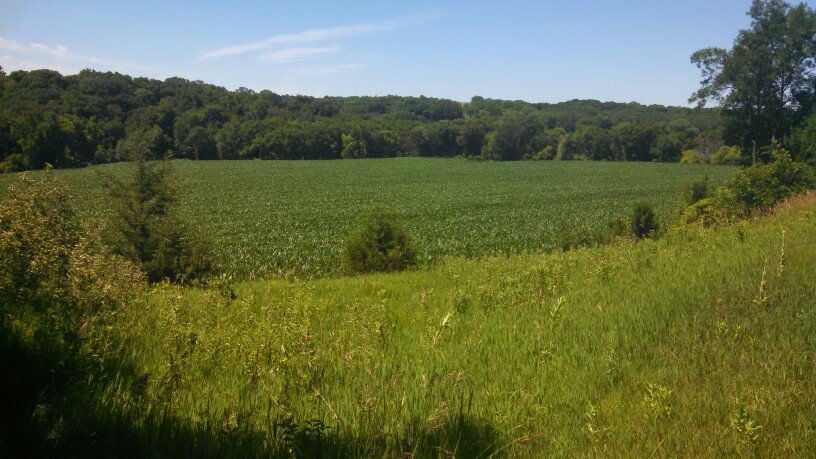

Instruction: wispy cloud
[0,37,71,59]
[0,36,172,76]
[199,16,435,60]
[0,53,81,74]
[257,46,339,64]
[288,63,366,78]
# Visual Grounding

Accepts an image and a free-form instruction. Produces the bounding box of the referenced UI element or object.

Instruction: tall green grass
[9,194,811,456]
[0,159,735,279]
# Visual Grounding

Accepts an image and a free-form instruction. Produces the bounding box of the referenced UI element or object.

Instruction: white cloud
[0,36,173,77]
[199,16,435,60]
[0,53,81,74]
[256,46,339,64]
[1,36,106,65]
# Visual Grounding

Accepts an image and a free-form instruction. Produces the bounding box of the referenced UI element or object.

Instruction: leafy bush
[677,144,815,227]
[106,159,213,283]
[0,169,143,316]
[0,170,77,309]
[680,149,708,164]
[720,145,815,216]
[682,176,710,206]
[711,145,746,166]
[632,202,659,239]
[678,197,727,227]
[0,153,28,173]
[529,146,556,161]
[343,206,417,274]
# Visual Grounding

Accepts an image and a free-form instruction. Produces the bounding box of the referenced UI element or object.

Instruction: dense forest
[0,67,727,170]
[2,0,816,172]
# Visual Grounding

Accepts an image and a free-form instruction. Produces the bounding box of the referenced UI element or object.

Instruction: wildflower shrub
[343,206,417,274]
[105,158,213,283]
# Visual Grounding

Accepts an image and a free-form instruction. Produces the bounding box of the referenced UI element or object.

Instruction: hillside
[0,68,721,171]
[3,2,816,456]
[4,192,814,456]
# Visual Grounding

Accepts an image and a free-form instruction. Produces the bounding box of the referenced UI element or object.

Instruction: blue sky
[1,0,813,105]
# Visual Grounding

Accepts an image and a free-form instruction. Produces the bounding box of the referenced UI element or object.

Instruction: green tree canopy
[690,0,816,159]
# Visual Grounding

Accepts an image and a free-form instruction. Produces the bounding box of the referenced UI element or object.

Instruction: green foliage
[6,198,814,455]
[730,400,763,449]
[116,125,172,161]
[556,225,597,251]
[720,144,815,215]
[676,144,815,227]
[691,0,816,152]
[631,202,659,239]
[0,169,142,315]
[556,135,575,160]
[0,169,79,309]
[675,175,722,228]
[678,197,727,227]
[680,149,708,164]
[341,132,367,159]
[106,158,213,283]
[0,152,27,172]
[482,112,540,160]
[557,217,629,251]
[711,145,746,166]
[0,69,722,170]
[785,112,816,164]
[343,206,417,273]
[530,145,556,160]
[0,160,735,279]
[641,383,673,420]
[607,216,630,239]
[682,175,710,206]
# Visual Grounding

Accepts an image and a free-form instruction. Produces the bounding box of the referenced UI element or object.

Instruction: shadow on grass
[0,318,502,457]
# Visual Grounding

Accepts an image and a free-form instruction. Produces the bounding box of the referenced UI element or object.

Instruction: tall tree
[690,0,816,161]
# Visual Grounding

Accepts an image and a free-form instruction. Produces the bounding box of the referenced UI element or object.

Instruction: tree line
[2,1,815,171]
[0,67,723,171]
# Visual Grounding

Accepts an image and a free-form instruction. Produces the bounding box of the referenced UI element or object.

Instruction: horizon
[2,1,815,106]
[0,65,727,109]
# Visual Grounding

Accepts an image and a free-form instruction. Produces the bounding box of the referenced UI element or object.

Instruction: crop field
[14,193,814,456]
[1,159,735,279]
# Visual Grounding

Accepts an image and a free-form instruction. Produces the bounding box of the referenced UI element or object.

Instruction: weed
[642,383,673,420]
[730,400,762,448]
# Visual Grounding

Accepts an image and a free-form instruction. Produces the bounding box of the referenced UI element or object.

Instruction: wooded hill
[0,68,721,170]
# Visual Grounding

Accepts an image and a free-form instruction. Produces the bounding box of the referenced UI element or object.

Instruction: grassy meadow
[10,191,814,456]
[4,3,816,455]
[0,158,736,279]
